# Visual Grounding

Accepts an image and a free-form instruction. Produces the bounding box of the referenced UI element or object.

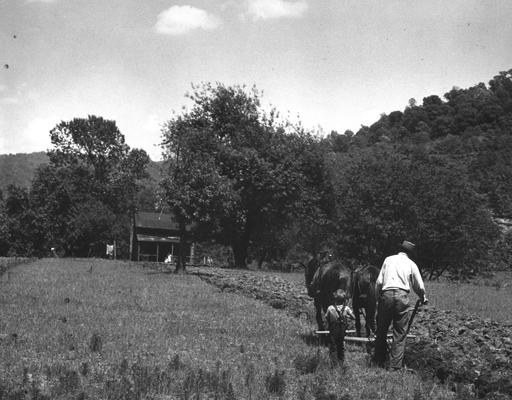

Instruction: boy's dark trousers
[328,323,346,366]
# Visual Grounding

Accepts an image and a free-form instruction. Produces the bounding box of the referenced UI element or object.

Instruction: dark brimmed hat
[400,240,416,255]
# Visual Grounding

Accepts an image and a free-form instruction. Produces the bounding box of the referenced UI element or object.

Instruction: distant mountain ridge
[0,151,163,194]
[0,152,49,194]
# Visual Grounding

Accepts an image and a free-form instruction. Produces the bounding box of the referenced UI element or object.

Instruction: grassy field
[425,277,512,322]
[0,257,33,275]
[0,258,460,399]
[276,271,512,323]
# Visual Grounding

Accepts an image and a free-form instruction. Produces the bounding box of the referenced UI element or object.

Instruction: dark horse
[305,257,379,336]
[305,258,352,331]
[351,265,380,337]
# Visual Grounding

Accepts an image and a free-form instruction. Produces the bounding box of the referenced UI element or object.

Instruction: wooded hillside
[0,152,49,193]
[0,152,163,194]
[327,69,512,219]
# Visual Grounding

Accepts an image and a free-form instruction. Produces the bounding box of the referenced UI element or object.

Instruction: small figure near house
[164,253,173,264]
[106,244,114,259]
[373,240,428,370]
[324,289,355,366]
[50,247,58,258]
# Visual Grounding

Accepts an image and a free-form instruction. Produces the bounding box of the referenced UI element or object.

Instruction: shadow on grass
[300,331,329,347]
[143,269,174,276]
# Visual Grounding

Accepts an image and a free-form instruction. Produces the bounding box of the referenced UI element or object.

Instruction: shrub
[270,299,286,309]
[169,353,184,370]
[293,351,322,374]
[58,370,81,395]
[264,369,286,397]
[89,333,102,352]
[491,230,512,269]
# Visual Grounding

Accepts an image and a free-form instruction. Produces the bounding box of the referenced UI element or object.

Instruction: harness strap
[334,304,347,324]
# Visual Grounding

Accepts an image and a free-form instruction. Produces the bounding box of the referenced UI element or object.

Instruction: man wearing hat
[373,240,428,370]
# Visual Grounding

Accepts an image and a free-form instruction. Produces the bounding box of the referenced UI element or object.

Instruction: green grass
[425,278,512,323]
[0,259,457,399]
[0,257,33,275]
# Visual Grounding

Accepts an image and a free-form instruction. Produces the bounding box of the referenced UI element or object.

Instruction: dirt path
[189,266,512,399]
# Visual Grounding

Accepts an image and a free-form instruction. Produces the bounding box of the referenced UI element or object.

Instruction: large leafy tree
[469,135,512,217]
[1,185,45,256]
[28,115,150,257]
[160,83,321,269]
[30,164,95,255]
[49,115,129,182]
[160,117,234,272]
[329,145,499,278]
[0,191,9,255]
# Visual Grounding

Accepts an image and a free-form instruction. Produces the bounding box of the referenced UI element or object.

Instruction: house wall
[130,225,192,262]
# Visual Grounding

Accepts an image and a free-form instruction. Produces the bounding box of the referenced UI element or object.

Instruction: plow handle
[405,298,424,335]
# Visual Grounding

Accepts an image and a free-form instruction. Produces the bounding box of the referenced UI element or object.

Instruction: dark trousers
[374,289,411,369]
[328,324,346,366]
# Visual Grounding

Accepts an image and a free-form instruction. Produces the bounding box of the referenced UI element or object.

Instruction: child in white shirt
[324,289,355,366]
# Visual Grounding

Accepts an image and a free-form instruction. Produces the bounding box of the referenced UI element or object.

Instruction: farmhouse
[130,211,195,263]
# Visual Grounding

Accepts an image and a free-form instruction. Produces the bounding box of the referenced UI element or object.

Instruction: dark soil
[190,266,512,399]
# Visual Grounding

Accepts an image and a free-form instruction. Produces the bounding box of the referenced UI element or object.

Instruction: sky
[1,0,512,161]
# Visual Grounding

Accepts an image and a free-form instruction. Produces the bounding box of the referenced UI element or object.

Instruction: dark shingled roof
[134,212,180,230]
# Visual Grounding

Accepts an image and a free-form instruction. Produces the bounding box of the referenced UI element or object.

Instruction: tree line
[0,116,152,259]
[1,70,512,278]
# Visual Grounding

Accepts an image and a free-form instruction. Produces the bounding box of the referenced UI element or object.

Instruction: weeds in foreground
[0,259,468,399]
[0,257,33,276]
[0,356,244,400]
[293,350,322,374]
[89,332,103,353]
[264,368,286,397]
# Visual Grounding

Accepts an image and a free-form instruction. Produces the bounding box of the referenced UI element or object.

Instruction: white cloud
[0,83,38,106]
[0,86,22,105]
[0,115,55,155]
[23,116,57,139]
[26,0,59,3]
[0,96,20,105]
[154,5,221,35]
[246,0,308,20]
[126,114,164,161]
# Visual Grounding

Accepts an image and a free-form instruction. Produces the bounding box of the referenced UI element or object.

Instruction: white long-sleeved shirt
[324,304,355,328]
[376,252,425,297]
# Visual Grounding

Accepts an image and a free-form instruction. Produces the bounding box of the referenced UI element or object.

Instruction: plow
[314,330,417,344]
[316,299,424,345]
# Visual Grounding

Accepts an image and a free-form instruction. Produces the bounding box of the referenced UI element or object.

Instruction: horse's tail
[307,265,322,297]
[350,269,357,302]
[351,265,366,299]
[337,269,351,298]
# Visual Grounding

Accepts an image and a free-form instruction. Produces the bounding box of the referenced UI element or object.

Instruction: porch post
[189,242,195,265]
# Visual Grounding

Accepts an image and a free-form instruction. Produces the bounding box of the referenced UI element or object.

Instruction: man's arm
[410,263,428,304]
[324,307,334,328]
